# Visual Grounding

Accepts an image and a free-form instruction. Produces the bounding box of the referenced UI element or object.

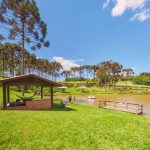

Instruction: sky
[2,0,150,74]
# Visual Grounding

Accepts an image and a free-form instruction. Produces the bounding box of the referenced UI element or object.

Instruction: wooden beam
[7,85,10,103]
[2,77,62,87]
[41,86,43,99]
[50,85,53,107]
[3,84,7,109]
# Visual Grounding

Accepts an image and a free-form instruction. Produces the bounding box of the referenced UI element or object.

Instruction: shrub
[133,74,150,86]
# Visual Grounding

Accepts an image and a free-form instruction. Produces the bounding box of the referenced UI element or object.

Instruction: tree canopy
[0,0,49,74]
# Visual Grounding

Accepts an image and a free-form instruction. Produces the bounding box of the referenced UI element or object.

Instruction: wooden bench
[60,100,68,108]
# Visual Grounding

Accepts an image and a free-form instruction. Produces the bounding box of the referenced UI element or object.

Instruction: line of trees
[61,65,97,84]
[0,43,63,80]
[60,61,134,89]
[97,61,134,89]
[0,0,136,88]
[0,42,136,88]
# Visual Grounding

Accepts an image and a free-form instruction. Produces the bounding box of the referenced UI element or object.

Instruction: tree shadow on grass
[81,91,89,93]
[62,91,71,93]
[49,103,76,111]
[26,102,76,112]
[1,99,76,111]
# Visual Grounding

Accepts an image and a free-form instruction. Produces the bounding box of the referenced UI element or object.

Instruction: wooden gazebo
[0,74,63,110]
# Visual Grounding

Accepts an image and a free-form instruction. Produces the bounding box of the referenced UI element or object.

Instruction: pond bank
[54,87,150,95]
[55,94,150,116]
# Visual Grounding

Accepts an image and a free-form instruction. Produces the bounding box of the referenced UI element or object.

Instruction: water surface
[55,94,150,116]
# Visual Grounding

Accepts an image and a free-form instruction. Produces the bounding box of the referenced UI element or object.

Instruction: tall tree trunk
[21,18,25,96]
[86,72,89,85]
[126,76,128,90]
[21,22,25,75]
[73,72,76,86]
[65,75,67,84]
[104,75,107,91]
[2,57,5,78]
[11,51,15,77]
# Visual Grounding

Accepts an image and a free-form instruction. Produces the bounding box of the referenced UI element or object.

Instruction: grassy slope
[116,81,150,88]
[55,87,150,96]
[65,80,150,88]
[0,87,150,149]
[59,81,150,95]
[55,87,116,95]
[0,101,150,150]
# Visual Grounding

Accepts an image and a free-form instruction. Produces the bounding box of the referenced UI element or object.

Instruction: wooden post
[3,84,7,109]
[114,102,116,108]
[126,103,128,109]
[7,85,10,103]
[41,86,43,99]
[50,85,53,107]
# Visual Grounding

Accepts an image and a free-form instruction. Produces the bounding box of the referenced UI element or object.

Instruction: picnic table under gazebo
[0,74,63,110]
[78,85,87,92]
[59,86,68,93]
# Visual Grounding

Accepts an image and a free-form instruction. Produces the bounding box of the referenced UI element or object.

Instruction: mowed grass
[55,86,150,95]
[116,81,150,88]
[56,81,150,95]
[0,86,150,149]
[0,100,150,150]
[55,87,116,95]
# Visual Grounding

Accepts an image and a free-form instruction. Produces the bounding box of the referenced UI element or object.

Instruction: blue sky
[2,0,150,74]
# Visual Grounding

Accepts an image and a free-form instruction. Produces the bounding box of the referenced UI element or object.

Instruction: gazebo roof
[0,74,63,87]
[59,86,68,89]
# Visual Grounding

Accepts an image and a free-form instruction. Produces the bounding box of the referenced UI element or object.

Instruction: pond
[55,94,150,116]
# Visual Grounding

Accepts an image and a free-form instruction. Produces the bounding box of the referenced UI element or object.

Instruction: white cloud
[103,0,150,21]
[103,0,110,9]
[111,0,146,16]
[52,56,81,70]
[131,9,150,21]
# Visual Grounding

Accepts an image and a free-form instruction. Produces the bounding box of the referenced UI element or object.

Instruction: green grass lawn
[54,86,150,96]
[0,101,150,150]
[57,81,150,95]
[64,80,150,88]
[116,81,150,88]
[0,87,150,149]
[55,87,116,95]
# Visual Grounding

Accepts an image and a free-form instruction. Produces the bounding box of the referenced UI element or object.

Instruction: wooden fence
[99,100,143,115]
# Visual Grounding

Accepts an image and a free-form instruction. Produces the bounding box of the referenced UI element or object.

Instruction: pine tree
[0,0,49,74]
